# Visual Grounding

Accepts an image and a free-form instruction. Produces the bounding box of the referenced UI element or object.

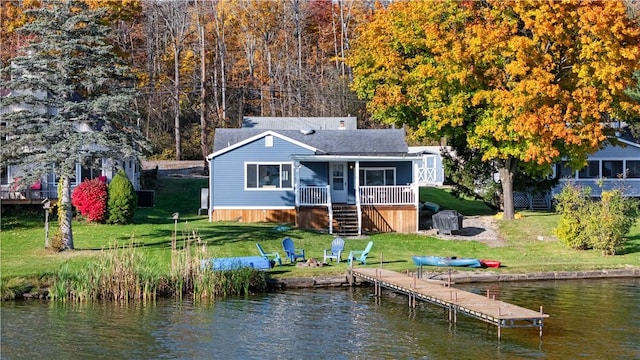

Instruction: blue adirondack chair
[282,237,305,263]
[323,237,345,263]
[256,243,282,266]
[348,241,373,265]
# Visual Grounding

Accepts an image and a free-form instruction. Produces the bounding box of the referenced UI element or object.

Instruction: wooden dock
[350,267,549,339]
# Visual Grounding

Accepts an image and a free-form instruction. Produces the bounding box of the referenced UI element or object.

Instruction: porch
[295,185,419,235]
[0,188,55,205]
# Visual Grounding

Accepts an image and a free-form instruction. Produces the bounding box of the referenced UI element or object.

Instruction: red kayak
[480,259,501,268]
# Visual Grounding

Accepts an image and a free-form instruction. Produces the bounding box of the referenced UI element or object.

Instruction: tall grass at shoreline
[49,231,266,302]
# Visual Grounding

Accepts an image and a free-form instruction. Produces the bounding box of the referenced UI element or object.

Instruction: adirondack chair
[256,243,282,266]
[323,237,345,263]
[347,241,373,265]
[282,237,305,263]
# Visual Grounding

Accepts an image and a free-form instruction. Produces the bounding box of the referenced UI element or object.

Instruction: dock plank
[351,267,548,338]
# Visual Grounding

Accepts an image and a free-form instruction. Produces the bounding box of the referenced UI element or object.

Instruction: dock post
[539,306,544,339]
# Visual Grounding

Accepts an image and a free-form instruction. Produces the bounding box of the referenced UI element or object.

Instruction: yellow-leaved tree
[347,0,640,219]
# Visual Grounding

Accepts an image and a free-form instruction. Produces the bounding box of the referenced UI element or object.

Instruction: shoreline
[271,267,640,289]
[14,267,640,300]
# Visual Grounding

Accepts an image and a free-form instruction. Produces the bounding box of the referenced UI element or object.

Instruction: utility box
[432,210,463,235]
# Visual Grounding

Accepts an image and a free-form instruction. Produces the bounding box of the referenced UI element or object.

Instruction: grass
[1,177,639,287]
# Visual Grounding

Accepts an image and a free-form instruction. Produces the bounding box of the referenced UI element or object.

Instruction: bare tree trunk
[293,0,303,116]
[173,43,181,160]
[238,87,246,127]
[58,175,74,250]
[195,0,208,170]
[154,1,191,160]
[211,1,227,125]
[498,157,518,220]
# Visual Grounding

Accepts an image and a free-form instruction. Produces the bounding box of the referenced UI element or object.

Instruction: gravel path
[423,215,505,247]
[142,160,208,178]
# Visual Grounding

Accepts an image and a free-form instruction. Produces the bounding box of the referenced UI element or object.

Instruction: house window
[81,164,101,181]
[1,165,8,185]
[556,161,575,178]
[577,161,599,179]
[359,168,396,186]
[602,160,624,179]
[246,163,292,189]
[627,161,640,178]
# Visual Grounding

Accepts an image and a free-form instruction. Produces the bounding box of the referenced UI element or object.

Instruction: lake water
[1,278,639,359]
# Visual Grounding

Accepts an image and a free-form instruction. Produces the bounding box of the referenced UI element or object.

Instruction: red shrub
[72,177,108,223]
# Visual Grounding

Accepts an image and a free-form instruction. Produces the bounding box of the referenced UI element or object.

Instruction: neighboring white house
[1,88,140,204]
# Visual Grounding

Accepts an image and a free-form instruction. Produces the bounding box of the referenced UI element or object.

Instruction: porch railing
[296,185,333,234]
[0,189,51,201]
[296,185,330,206]
[359,185,416,205]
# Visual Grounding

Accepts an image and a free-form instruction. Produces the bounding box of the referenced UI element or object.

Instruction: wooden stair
[530,194,551,210]
[333,205,359,236]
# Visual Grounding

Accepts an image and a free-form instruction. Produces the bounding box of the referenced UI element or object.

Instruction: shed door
[330,162,347,203]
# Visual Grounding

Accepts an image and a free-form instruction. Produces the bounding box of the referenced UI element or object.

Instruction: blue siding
[590,142,640,159]
[553,179,640,197]
[212,136,314,207]
[552,143,640,198]
[298,162,328,186]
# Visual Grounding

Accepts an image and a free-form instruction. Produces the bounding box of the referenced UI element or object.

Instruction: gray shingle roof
[212,128,408,155]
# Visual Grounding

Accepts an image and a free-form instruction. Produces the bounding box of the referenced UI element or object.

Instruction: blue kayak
[412,255,481,268]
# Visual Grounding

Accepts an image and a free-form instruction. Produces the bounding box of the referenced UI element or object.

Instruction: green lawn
[2,178,639,281]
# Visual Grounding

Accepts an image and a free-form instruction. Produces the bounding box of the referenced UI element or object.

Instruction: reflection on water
[1,278,639,359]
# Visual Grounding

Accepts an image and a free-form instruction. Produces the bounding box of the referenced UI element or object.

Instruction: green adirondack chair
[348,241,373,265]
[256,243,282,266]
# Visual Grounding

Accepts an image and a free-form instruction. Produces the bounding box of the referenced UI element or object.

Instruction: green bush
[586,190,639,255]
[107,170,138,224]
[554,183,591,250]
[554,183,639,254]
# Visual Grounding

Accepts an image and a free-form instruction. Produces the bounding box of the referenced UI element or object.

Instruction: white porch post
[355,161,361,236]
[294,160,300,208]
[414,159,420,233]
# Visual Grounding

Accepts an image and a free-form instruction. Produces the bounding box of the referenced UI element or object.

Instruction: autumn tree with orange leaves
[348,0,640,219]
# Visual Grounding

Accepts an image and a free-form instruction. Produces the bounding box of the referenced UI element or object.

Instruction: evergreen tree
[107,169,137,225]
[0,0,146,250]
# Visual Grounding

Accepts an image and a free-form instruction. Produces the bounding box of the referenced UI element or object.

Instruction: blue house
[206,127,441,235]
[552,136,640,196]
[515,135,640,209]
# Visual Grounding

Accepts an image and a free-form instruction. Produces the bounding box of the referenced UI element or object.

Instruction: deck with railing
[296,185,417,207]
[0,189,53,204]
[359,185,416,205]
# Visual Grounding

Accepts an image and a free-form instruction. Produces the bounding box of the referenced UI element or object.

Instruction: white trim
[212,206,295,210]
[291,154,422,161]
[244,161,294,190]
[610,137,640,149]
[208,130,319,159]
[359,167,397,186]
